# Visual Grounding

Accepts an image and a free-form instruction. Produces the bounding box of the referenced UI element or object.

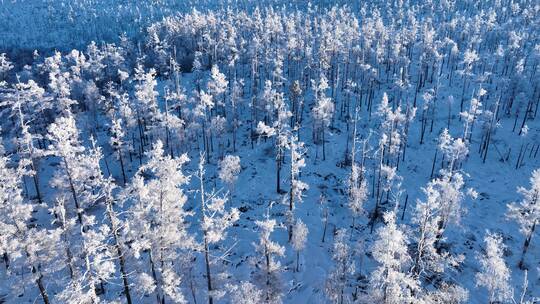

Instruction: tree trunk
[149,251,163,304]
[519,221,536,269]
[276,155,282,193]
[2,253,8,269]
[400,195,409,221]
[322,127,326,161]
[106,203,132,304]
[117,149,127,185]
[31,161,43,205]
[62,158,83,227]
[35,273,50,304]
[204,236,214,304]
[430,149,438,178]
[289,170,294,242]
[265,245,271,302]
[322,209,328,243]
[296,250,300,272]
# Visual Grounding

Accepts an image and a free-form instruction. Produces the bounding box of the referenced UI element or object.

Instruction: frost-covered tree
[0,79,51,204]
[85,144,133,304]
[162,85,186,156]
[228,281,264,304]
[210,115,227,159]
[287,133,309,240]
[507,169,540,269]
[364,212,420,304]
[192,89,215,161]
[51,197,77,279]
[49,140,121,303]
[475,233,512,304]
[229,78,244,152]
[325,229,355,304]
[111,90,138,158]
[290,219,308,272]
[0,53,13,81]
[458,48,479,109]
[1,78,53,136]
[411,187,447,278]
[47,113,101,226]
[0,147,30,259]
[80,80,106,129]
[253,211,285,304]
[289,133,308,208]
[12,227,64,304]
[207,65,228,114]
[134,65,160,144]
[370,163,402,233]
[438,129,469,174]
[65,49,88,81]
[376,93,410,163]
[347,113,369,236]
[110,117,128,185]
[348,164,368,236]
[218,154,241,201]
[56,215,116,304]
[369,93,408,232]
[411,175,466,279]
[218,154,241,185]
[460,90,484,145]
[419,168,471,248]
[197,153,240,304]
[0,141,63,304]
[289,80,303,126]
[257,83,292,193]
[312,74,334,160]
[43,51,77,115]
[124,140,195,303]
[419,90,435,145]
[319,194,330,243]
[85,41,106,80]
[423,283,469,304]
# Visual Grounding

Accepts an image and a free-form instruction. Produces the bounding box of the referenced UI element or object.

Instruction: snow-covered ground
[0,1,539,303]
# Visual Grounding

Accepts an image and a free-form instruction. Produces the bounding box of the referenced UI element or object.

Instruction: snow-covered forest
[0,0,539,303]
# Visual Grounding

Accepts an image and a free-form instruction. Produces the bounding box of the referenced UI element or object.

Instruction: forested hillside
[0,0,539,303]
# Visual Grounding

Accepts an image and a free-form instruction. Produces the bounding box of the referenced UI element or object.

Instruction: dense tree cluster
[0,0,539,303]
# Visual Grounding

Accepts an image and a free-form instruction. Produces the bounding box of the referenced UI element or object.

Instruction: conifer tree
[312,74,334,161]
[253,208,285,304]
[411,175,466,279]
[287,133,309,240]
[507,169,540,269]
[228,282,264,304]
[47,113,95,226]
[325,229,355,304]
[290,219,308,272]
[207,65,228,115]
[197,153,240,304]
[218,154,241,202]
[124,140,194,303]
[257,84,292,193]
[0,140,63,304]
[365,212,420,304]
[0,53,13,81]
[475,233,512,304]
